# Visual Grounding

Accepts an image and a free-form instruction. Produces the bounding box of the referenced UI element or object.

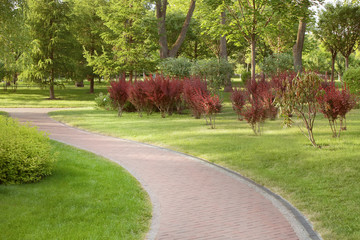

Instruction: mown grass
[0,140,151,240]
[2,80,360,239]
[50,103,360,240]
[0,82,107,108]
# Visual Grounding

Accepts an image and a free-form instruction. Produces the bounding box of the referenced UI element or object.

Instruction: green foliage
[240,71,251,85]
[191,58,233,91]
[93,0,158,77]
[0,116,54,184]
[343,67,360,94]
[158,57,192,78]
[260,52,293,75]
[94,92,113,110]
[23,0,74,99]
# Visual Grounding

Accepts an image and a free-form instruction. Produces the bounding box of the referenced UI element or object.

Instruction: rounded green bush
[0,116,54,184]
[343,67,360,94]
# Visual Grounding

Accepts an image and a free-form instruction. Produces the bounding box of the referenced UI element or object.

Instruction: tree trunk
[156,0,196,59]
[156,0,169,59]
[293,19,306,73]
[331,53,336,82]
[219,13,227,61]
[194,40,198,59]
[129,71,133,82]
[345,56,349,69]
[49,77,55,100]
[251,35,256,82]
[89,75,95,94]
[220,11,232,92]
[168,0,196,58]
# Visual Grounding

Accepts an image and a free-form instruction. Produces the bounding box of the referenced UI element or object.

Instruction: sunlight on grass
[0,141,151,240]
[50,106,360,240]
[0,83,107,108]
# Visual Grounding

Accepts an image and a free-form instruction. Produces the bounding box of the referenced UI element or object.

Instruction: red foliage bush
[232,78,278,135]
[183,76,208,119]
[108,77,130,117]
[317,82,356,137]
[242,98,267,135]
[231,88,247,120]
[199,93,222,129]
[128,80,155,116]
[143,74,183,118]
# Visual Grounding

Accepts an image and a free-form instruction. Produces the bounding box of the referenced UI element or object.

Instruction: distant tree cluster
[1,0,360,99]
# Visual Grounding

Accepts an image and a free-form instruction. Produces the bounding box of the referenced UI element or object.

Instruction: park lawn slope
[0,140,151,240]
[50,106,360,240]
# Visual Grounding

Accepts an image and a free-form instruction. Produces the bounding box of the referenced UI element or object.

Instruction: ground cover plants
[0,140,151,240]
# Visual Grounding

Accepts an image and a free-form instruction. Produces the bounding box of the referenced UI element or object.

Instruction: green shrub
[260,52,293,75]
[0,116,54,184]
[240,71,251,86]
[94,92,113,110]
[191,58,234,91]
[158,57,192,78]
[343,67,360,94]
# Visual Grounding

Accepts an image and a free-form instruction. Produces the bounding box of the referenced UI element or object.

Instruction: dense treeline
[0,0,360,98]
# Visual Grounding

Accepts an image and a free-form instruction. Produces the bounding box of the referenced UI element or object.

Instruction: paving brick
[4,108,305,240]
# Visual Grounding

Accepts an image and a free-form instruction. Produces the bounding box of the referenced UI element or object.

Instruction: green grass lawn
[2,81,360,239]
[0,140,151,240]
[49,105,360,240]
[0,82,107,108]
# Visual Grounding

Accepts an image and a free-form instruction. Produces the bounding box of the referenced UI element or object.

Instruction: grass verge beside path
[50,107,360,240]
[0,83,107,108]
[0,140,151,240]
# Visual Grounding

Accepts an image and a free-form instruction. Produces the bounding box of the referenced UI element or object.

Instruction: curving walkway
[2,108,321,240]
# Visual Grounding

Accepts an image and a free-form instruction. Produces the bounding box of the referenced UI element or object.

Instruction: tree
[0,0,28,88]
[92,0,157,81]
[315,3,342,81]
[225,0,288,81]
[70,0,107,93]
[156,0,196,58]
[336,3,360,69]
[25,0,72,99]
[291,0,323,72]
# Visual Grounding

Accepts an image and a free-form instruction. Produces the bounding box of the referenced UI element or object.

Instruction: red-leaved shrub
[233,78,278,135]
[128,80,155,116]
[183,76,208,119]
[108,77,130,117]
[199,92,222,129]
[317,82,356,137]
[231,88,247,120]
[144,74,183,118]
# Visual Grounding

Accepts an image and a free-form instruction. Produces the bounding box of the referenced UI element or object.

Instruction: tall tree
[25,0,72,99]
[92,0,157,81]
[315,3,341,81]
[337,3,360,69]
[226,0,287,81]
[156,0,196,58]
[70,0,106,93]
[0,0,28,87]
[291,0,323,72]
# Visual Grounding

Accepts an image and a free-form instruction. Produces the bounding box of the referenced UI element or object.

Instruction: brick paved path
[2,108,321,240]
